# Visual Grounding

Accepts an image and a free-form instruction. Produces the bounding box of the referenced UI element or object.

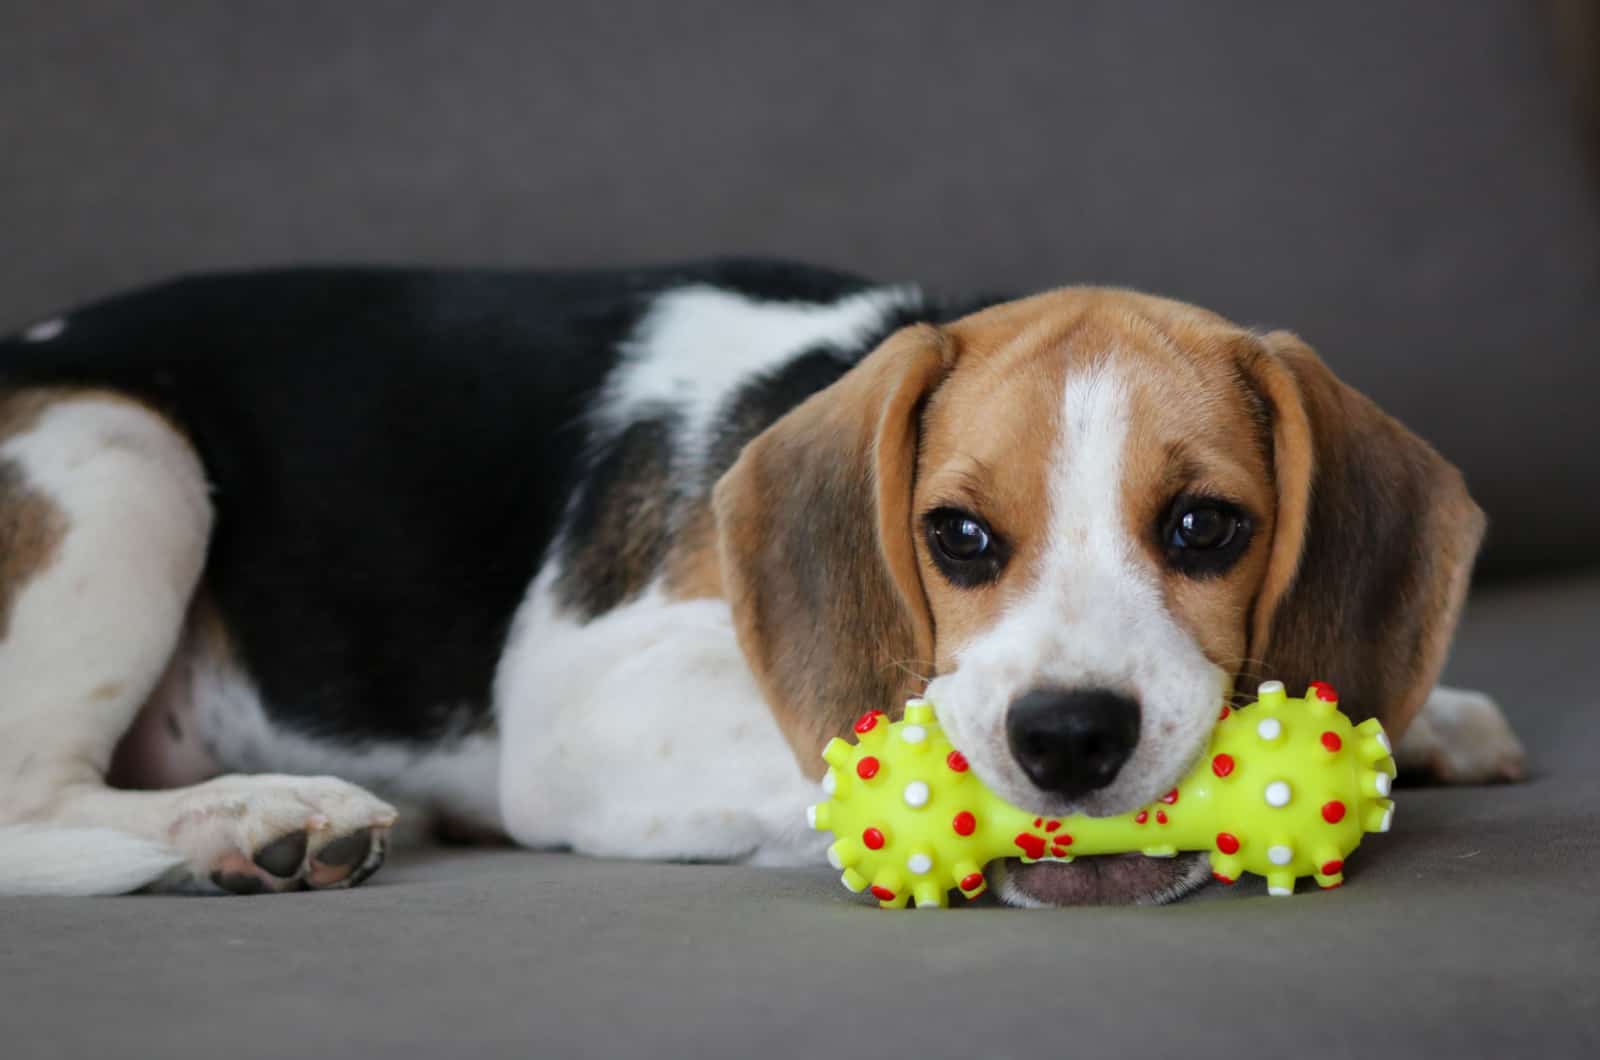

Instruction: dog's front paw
[165,774,397,894]
[1398,687,1526,784]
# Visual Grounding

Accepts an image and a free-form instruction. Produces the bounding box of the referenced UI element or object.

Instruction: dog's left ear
[1242,331,1486,737]
[712,324,956,772]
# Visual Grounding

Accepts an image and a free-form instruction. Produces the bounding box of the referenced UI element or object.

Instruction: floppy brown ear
[1243,332,1486,739]
[712,324,955,772]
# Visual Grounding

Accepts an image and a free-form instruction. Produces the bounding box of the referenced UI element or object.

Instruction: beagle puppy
[0,260,1524,902]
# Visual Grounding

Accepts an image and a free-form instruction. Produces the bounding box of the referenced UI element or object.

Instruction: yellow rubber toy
[807,680,1396,908]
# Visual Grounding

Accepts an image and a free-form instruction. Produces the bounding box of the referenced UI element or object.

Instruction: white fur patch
[22,317,65,342]
[0,398,213,792]
[0,826,183,896]
[1396,685,1526,783]
[494,567,825,866]
[926,362,1226,817]
[597,284,919,469]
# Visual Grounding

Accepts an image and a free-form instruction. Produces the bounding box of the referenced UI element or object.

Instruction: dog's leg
[1395,685,1526,784]
[0,393,396,895]
[496,582,825,866]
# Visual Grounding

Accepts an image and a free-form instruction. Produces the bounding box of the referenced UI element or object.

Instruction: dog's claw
[304,827,389,889]
[345,832,388,887]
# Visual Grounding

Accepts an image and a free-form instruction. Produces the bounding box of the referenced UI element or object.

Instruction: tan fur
[907,304,1068,667]
[0,461,65,641]
[553,419,678,616]
[712,325,954,770]
[913,295,1283,681]
[711,287,1484,766]
[664,505,724,601]
[1241,332,1485,738]
[0,392,75,639]
[1115,329,1277,681]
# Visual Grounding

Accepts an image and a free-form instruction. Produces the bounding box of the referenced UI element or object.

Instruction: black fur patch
[0,259,924,746]
[555,413,681,618]
[704,348,856,480]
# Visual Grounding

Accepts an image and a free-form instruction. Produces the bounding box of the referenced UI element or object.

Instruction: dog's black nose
[1005,687,1141,800]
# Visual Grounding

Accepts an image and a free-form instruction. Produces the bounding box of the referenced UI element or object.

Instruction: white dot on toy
[1267,844,1294,865]
[1264,780,1292,807]
[822,770,837,795]
[903,780,930,808]
[900,725,927,744]
[1257,717,1282,741]
[1374,773,1392,796]
[907,853,933,875]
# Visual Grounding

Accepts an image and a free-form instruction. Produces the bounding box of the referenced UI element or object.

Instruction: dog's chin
[993,852,1211,907]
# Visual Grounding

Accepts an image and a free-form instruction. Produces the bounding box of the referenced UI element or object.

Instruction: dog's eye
[925,508,1006,587]
[1161,497,1251,577]
[932,511,991,560]
[1173,506,1237,550]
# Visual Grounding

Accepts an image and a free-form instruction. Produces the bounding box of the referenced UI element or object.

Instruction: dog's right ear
[712,324,957,773]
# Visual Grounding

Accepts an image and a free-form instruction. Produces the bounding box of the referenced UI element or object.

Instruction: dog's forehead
[947,286,1236,350]
[951,289,1247,372]
[925,290,1257,464]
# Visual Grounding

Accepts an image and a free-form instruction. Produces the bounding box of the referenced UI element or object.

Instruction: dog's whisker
[883,658,935,686]
[1220,656,1272,681]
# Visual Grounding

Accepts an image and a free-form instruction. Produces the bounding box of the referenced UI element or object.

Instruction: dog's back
[0,258,948,894]
[0,261,918,742]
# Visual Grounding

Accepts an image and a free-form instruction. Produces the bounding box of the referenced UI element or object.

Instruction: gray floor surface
[4,571,1598,1058]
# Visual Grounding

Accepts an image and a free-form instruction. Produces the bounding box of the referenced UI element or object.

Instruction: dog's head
[713,288,1483,905]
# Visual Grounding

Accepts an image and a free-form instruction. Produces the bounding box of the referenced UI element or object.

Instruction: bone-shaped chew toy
[807,680,1396,908]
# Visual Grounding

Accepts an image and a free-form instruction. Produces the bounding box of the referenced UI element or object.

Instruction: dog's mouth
[993,852,1211,907]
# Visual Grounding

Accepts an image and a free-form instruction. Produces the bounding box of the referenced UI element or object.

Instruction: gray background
[2,1,1597,576]
[3,5,1599,1057]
